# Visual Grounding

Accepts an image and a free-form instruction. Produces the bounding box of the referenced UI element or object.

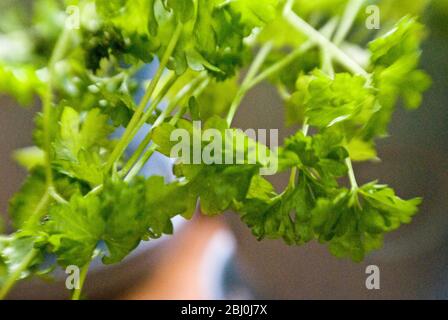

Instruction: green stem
[346,157,359,190]
[71,262,90,300]
[333,0,366,45]
[42,92,54,187]
[284,10,369,78]
[120,132,154,178]
[125,79,209,181]
[0,249,38,300]
[246,19,338,90]
[42,27,72,188]
[118,74,179,176]
[226,42,273,126]
[125,145,157,182]
[105,24,183,172]
[130,72,178,138]
[320,18,339,77]
[288,167,297,189]
[85,184,103,198]
[126,108,186,182]
[302,117,310,136]
[48,186,68,204]
[247,42,314,89]
[332,1,365,192]
[120,76,207,178]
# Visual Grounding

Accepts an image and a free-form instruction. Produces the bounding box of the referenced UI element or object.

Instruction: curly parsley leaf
[293,71,377,129]
[44,193,104,267]
[52,107,113,187]
[366,16,431,137]
[312,183,421,261]
[0,235,44,286]
[0,63,44,106]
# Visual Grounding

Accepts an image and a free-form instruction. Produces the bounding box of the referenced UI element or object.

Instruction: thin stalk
[171,78,210,127]
[42,92,54,187]
[71,262,90,300]
[0,249,38,300]
[125,108,185,182]
[125,145,157,182]
[248,42,314,89]
[105,24,183,172]
[333,0,366,45]
[130,72,178,138]
[246,19,338,90]
[125,79,209,181]
[148,75,206,130]
[118,74,179,176]
[320,18,339,77]
[48,187,68,204]
[346,157,359,190]
[302,118,310,136]
[284,10,369,78]
[42,27,72,188]
[226,42,273,126]
[120,132,154,178]
[120,76,207,177]
[171,105,188,124]
[85,184,103,198]
[283,0,294,15]
[332,0,365,191]
[288,167,297,189]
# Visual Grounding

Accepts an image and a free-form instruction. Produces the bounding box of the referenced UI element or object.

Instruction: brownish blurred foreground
[121,216,228,300]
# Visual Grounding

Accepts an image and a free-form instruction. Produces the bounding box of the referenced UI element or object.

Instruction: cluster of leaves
[0,0,431,298]
[365,16,432,138]
[94,0,278,79]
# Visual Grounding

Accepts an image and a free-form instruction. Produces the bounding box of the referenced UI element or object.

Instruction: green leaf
[148,0,158,36]
[101,178,148,264]
[346,138,377,162]
[9,169,48,230]
[9,167,84,231]
[152,120,191,156]
[0,63,44,106]
[303,71,377,130]
[311,182,421,262]
[165,0,195,23]
[239,172,320,245]
[369,16,425,67]
[359,182,421,230]
[45,193,105,267]
[145,175,197,223]
[13,146,45,170]
[246,175,276,202]
[0,236,43,286]
[96,0,154,36]
[179,163,259,215]
[53,107,113,186]
[195,77,239,120]
[99,177,195,264]
[365,16,431,138]
[225,0,279,33]
[280,130,348,184]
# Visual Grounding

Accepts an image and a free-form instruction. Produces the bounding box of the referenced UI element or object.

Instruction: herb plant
[0,0,431,299]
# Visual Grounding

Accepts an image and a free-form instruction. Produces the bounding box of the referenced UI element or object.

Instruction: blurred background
[1,0,447,299]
